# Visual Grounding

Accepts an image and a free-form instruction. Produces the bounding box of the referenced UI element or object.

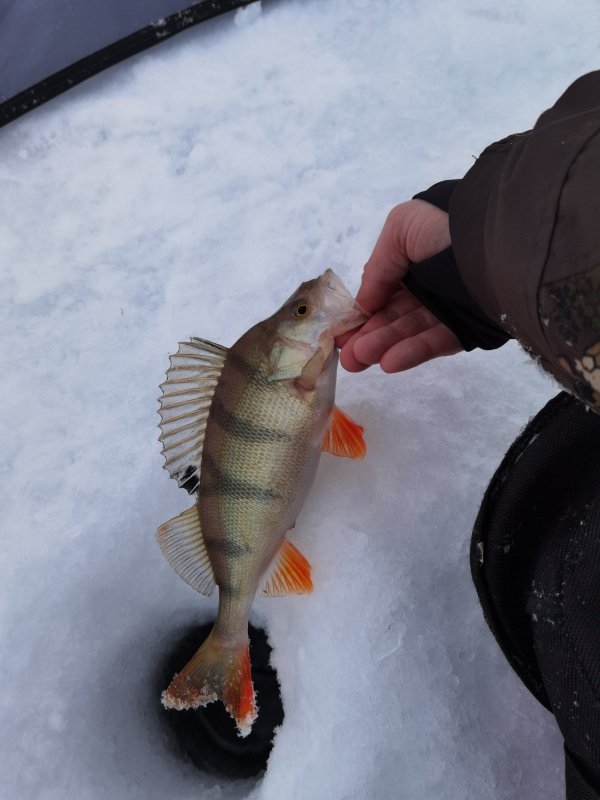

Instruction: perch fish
[157,269,368,736]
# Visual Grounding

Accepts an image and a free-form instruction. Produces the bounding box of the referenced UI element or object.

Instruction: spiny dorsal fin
[261,538,313,596]
[321,404,366,460]
[156,505,216,596]
[158,337,228,494]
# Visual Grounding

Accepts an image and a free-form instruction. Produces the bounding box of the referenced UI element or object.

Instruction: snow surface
[1,1,599,798]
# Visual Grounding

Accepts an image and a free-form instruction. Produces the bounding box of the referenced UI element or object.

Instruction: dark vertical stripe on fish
[219,583,242,599]
[226,351,256,380]
[225,350,273,388]
[203,536,252,558]
[211,399,292,443]
[200,455,282,502]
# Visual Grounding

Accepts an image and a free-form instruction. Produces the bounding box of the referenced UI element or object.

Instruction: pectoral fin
[156,505,216,596]
[295,348,329,391]
[261,538,313,596]
[321,405,366,459]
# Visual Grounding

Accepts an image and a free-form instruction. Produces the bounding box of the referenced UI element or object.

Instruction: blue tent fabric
[0,0,253,127]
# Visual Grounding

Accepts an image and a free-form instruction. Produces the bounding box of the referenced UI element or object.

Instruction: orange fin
[261,538,313,596]
[162,631,256,737]
[321,405,366,459]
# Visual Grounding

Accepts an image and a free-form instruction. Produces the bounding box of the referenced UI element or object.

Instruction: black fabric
[0,0,259,127]
[566,748,600,800]
[413,179,458,214]
[403,249,512,351]
[471,391,600,797]
[405,181,512,351]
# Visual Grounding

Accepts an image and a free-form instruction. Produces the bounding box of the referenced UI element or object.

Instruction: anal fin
[261,538,313,596]
[156,505,216,596]
[321,404,366,459]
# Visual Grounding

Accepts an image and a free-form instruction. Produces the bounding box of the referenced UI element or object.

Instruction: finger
[355,208,412,313]
[346,286,421,342]
[338,309,400,371]
[352,305,438,367]
[379,325,463,373]
[355,271,405,315]
[355,201,451,314]
[339,345,371,372]
[334,326,362,350]
[335,288,416,350]
[338,288,422,371]
[339,326,373,371]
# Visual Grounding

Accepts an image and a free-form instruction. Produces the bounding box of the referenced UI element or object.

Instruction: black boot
[471,392,600,798]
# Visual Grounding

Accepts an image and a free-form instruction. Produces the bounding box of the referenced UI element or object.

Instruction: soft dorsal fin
[321,405,366,459]
[156,505,216,596]
[158,337,228,494]
[261,538,313,596]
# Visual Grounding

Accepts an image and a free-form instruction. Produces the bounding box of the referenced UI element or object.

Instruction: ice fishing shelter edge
[0,0,263,128]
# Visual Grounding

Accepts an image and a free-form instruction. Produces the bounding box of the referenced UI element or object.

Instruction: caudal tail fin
[161,631,257,737]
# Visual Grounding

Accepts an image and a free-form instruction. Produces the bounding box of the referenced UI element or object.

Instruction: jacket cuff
[412,180,459,213]
[403,249,511,351]
[405,182,512,351]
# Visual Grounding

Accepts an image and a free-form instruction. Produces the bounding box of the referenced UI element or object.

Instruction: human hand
[338,200,462,372]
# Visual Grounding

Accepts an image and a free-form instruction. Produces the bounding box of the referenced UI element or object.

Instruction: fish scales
[158,269,367,735]
[200,324,335,631]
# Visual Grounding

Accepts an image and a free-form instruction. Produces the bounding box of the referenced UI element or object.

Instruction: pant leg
[471,392,600,798]
[566,748,600,800]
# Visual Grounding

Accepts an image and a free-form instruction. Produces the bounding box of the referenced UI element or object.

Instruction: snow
[1,0,599,798]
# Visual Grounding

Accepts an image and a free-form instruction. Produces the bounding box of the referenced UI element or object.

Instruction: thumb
[355,206,412,313]
[356,200,451,313]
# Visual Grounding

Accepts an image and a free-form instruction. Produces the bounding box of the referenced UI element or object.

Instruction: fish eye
[292,300,310,318]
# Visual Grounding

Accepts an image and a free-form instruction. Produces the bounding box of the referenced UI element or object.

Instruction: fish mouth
[319,270,370,337]
[320,268,354,301]
[330,303,369,338]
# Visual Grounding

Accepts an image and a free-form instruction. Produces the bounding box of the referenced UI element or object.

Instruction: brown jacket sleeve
[449,71,600,409]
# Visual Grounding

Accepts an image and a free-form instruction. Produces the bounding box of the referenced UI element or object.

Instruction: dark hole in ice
[158,623,284,779]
